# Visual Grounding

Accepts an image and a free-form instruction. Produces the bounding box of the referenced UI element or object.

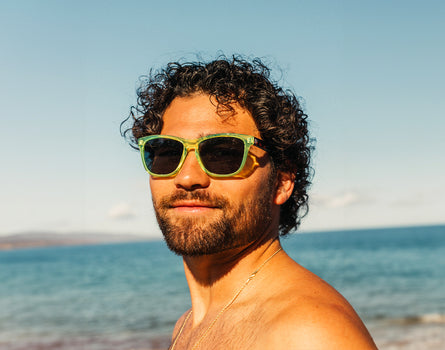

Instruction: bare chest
[172,307,271,350]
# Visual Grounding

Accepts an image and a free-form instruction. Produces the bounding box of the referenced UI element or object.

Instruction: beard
[152,179,275,257]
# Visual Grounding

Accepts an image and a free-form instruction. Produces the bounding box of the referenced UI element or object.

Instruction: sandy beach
[2,322,445,350]
[371,322,445,350]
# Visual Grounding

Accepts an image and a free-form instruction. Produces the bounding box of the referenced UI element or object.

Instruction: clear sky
[1,0,444,238]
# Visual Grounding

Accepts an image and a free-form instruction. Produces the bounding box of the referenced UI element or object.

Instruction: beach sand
[0,335,171,350]
[2,324,444,350]
[371,322,445,350]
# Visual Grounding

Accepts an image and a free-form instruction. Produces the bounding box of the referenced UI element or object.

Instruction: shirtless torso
[170,240,377,350]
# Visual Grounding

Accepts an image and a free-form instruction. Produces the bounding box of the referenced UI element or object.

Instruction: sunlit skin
[149,94,377,349]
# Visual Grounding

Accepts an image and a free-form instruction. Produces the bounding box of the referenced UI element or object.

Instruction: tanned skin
[149,94,377,349]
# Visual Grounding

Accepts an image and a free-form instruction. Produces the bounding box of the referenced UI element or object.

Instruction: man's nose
[173,151,211,190]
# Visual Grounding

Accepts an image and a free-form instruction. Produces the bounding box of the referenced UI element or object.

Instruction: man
[124,57,377,349]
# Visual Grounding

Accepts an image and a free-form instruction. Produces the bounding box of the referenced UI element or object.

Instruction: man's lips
[169,201,220,213]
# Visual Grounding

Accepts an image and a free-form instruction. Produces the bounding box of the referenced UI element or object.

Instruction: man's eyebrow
[197,132,240,139]
[197,132,224,138]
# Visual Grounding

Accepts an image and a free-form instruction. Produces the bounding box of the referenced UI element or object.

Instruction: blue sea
[1,225,444,350]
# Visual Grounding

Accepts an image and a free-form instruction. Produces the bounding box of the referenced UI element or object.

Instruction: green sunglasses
[138,133,268,178]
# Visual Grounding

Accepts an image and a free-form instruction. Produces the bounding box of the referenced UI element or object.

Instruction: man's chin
[163,237,231,257]
[160,221,236,257]
[162,217,219,235]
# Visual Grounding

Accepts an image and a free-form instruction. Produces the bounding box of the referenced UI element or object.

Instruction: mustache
[158,190,229,209]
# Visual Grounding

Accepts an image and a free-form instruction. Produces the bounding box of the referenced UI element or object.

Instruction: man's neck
[182,236,282,325]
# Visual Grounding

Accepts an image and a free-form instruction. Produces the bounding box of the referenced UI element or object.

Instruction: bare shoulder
[170,309,191,342]
[265,296,378,349]
[259,257,378,349]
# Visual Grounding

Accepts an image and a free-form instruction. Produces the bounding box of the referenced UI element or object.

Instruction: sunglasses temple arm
[254,138,268,152]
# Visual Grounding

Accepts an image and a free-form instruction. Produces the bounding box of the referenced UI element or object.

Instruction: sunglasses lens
[144,138,183,175]
[199,137,245,175]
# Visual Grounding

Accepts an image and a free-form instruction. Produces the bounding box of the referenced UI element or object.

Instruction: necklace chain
[169,247,282,350]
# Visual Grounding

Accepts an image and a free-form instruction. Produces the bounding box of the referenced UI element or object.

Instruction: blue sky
[1,0,444,237]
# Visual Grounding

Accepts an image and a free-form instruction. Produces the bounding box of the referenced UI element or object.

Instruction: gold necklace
[169,247,282,350]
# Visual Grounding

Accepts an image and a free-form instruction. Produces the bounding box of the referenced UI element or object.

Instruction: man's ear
[274,171,295,205]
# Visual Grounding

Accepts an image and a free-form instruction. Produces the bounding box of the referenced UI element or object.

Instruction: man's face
[149,94,280,256]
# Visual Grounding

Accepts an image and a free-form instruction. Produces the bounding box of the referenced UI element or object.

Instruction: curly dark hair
[122,56,313,235]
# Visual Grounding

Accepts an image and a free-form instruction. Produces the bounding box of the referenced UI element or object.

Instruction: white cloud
[108,202,136,220]
[312,191,370,208]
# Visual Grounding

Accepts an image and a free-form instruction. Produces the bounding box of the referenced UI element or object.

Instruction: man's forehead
[160,94,260,138]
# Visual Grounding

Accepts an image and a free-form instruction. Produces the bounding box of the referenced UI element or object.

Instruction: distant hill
[0,232,151,250]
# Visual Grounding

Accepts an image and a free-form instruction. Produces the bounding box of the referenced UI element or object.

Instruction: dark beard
[153,184,274,257]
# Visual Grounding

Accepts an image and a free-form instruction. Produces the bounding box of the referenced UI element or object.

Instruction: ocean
[1,225,444,349]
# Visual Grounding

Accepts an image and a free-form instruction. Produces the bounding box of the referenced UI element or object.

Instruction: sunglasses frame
[138,133,267,178]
